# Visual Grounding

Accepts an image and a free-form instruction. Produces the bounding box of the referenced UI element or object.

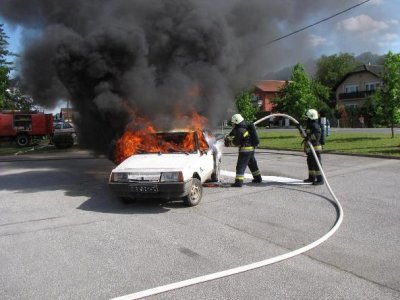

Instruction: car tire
[120,197,134,204]
[16,134,30,147]
[183,178,202,207]
[211,159,221,182]
[53,133,74,149]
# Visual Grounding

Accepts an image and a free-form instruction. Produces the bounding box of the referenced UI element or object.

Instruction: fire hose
[112,113,343,300]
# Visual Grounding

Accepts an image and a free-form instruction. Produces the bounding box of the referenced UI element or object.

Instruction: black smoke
[0,0,364,155]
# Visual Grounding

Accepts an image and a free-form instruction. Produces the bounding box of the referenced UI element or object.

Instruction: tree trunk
[391,125,394,138]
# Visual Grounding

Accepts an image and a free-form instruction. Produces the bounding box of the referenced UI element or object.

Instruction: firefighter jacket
[304,120,322,153]
[228,121,254,152]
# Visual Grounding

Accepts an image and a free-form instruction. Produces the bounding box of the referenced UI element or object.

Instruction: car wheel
[16,134,30,147]
[211,159,221,182]
[53,133,74,149]
[183,178,202,206]
[120,197,133,204]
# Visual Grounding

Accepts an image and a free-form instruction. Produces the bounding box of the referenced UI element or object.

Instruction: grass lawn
[1,132,400,158]
[258,131,400,157]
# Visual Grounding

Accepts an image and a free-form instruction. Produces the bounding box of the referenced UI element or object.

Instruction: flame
[114,111,209,164]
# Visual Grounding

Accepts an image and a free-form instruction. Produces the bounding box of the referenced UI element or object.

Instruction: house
[60,107,75,122]
[253,80,287,112]
[335,64,384,108]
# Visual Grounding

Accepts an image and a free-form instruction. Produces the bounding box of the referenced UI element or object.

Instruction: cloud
[335,13,400,53]
[387,19,399,26]
[307,34,329,47]
[337,14,389,33]
[381,33,399,42]
[377,33,400,48]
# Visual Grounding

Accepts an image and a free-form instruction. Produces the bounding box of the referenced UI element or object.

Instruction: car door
[197,131,214,181]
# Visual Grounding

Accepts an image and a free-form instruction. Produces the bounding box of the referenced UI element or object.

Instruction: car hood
[114,153,197,172]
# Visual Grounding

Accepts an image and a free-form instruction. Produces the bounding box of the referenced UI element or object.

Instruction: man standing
[358,115,365,128]
[225,113,262,187]
[303,109,324,185]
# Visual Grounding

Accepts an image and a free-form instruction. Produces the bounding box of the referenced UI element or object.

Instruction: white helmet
[306,109,318,120]
[231,113,244,125]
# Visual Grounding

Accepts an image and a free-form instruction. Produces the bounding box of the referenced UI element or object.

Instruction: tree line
[0,24,36,111]
[235,52,400,138]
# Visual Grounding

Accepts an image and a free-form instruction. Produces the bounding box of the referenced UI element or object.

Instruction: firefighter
[303,109,324,185]
[225,113,262,187]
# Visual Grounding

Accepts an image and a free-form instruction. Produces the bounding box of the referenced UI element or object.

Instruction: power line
[263,0,371,47]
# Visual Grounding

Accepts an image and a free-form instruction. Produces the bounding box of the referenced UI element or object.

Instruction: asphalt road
[0,148,399,299]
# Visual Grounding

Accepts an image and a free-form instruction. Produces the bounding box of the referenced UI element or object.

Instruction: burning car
[108,129,222,206]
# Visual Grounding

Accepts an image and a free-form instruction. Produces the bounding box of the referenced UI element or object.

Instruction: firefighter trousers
[306,151,323,182]
[235,150,260,181]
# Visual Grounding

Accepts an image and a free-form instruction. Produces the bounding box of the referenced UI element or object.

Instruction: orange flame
[114,111,209,164]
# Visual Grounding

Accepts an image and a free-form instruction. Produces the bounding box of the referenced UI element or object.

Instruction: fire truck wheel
[16,134,30,147]
[183,178,202,207]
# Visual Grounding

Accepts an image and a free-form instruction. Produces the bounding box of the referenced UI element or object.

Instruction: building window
[345,104,358,108]
[365,82,381,91]
[344,84,358,93]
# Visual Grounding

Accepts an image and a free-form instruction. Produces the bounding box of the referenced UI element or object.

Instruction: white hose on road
[111,113,343,300]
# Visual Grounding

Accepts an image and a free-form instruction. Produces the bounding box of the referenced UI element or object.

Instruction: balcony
[338,90,376,100]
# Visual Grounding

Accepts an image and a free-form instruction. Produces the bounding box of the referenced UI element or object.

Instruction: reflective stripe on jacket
[305,120,322,153]
[239,146,255,152]
[229,121,253,149]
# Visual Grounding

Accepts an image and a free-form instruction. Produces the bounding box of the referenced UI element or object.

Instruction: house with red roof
[253,80,287,112]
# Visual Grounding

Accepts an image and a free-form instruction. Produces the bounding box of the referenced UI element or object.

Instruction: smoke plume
[0,0,364,155]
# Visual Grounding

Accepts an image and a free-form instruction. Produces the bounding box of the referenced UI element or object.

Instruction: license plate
[130,184,158,193]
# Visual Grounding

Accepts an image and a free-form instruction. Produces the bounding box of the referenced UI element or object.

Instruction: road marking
[221,170,306,184]
[111,170,342,300]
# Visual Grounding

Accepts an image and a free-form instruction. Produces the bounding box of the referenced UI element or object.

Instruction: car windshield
[137,132,198,154]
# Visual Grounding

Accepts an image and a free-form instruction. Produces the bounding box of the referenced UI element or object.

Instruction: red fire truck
[0,111,54,147]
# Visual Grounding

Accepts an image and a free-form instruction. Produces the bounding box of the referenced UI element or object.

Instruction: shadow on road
[0,157,190,215]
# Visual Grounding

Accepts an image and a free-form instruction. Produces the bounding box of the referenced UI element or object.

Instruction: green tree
[0,66,9,108]
[356,51,385,65]
[234,90,257,122]
[271,63,321,121]
[316,53,360,107]
[312,80,332,112]
[373,51,400,138]
[6,88,37,111]
[316,53,360,89]
[0,23,13,109]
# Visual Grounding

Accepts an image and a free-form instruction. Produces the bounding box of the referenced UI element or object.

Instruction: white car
[54,122,75,134]
[108,130,222,206]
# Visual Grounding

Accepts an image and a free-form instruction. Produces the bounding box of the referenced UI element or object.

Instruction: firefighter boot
[231,179,243,187]
[252,175,262,183]
[303,176,315,183]
[313,175,324,185]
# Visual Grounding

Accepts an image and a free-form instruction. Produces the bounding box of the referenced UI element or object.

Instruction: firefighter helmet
[231,113,244,125]
[306,109,318,120]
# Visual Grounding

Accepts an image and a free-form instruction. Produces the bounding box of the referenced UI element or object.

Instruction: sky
[2,0,400,64]
[1,22,64,113]
[1,0,400,115]
[302,0,400,56]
